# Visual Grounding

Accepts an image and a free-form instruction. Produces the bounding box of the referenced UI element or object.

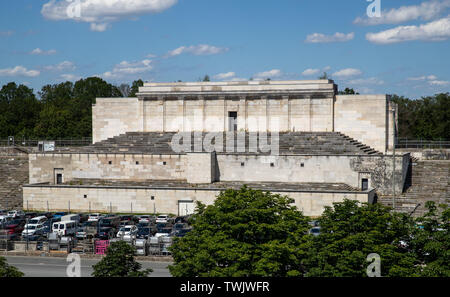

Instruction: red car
[3,220,25,240]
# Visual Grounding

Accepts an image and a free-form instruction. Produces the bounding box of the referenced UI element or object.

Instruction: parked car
[155,227,172,238]
[28,216,48,226]
[7,210,25,218]
[171,228,192,238]
[116,225,138,238]
[22,223,46,237]
[61,214,80,225]
[52,212,67,220]
[173,223,187,231]
[78,213,89,223]
[88,213,104,221]
[99,216,120,228]
[137,227,152,239]
[41,212,54,219]
[156,215,170,223]
[98,226,115,240]
[138,215,154,224]
[1,220,25,240]
[52,220,77,236]
[0,215,13,228]
[24,212,38,219]
[77,220,99,239]
[308,227,321,236]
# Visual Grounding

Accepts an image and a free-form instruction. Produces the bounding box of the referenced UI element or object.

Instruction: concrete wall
[29,152,409,195]
[28,153,186,184]
[335,95,393,153]
[216,153,409,195]
[23,185,373,217]
[92,97,139,144]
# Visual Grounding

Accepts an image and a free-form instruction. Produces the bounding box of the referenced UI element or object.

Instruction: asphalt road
[4,256,172,277]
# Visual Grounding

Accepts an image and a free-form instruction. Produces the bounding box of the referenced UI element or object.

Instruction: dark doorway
[56,174,63,185]
[362,178,369,191]
[228,112,237,132]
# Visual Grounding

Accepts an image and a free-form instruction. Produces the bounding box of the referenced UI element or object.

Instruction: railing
[0,138,92,147]
[396,138,450,149]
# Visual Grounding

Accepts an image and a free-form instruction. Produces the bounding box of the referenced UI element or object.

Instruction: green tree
[202,75,210,82]
[0,256,24,277]
[129,79,144,97]
[92,241,152,277]
[303,200,418,277]
[0,82,41,138]
[169,186,311,277]
[409,202,450,277]
[338,88,359,95]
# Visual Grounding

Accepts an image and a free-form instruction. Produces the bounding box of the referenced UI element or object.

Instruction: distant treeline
[0,77,143,139]
[391,93,449,140]
[0,77,448,140]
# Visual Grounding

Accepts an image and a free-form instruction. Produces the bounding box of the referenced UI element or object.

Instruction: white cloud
[301,68,320,76]
[332,68,363,78]
[90,23,109,32]
[354,0,450,25]
[30,48,57,55]
[44,61,76,71]
[60,74,81,81]
[146,53,157,58]
[305,32,354,43]
[407,75,438,81]
[0,66,40,77]
[166,44,229,57]
[253,69,283,80]
[41,0,178,31]
[213,72,236,80]
[429,80,450,85]
[0,30,14,37]
[347,77,384,85]
[366,16,450,44]
[101,59,153,79]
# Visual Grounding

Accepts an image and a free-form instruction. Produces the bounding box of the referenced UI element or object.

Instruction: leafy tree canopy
[169,186,311,277]
[0,256,24,277]
[92,241,152,277]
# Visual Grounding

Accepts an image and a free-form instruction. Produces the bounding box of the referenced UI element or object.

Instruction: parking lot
[0,209,193,257]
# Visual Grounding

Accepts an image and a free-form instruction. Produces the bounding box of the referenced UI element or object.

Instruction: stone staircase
[379,160,450,217]
[0,148,29,209]
[75,131,382,155]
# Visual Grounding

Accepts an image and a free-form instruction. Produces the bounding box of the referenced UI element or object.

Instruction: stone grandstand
[23,80,413,217]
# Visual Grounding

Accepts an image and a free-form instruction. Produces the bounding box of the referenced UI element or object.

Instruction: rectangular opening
[362,178,369,191]
[56,174,63,185]
[228,111,237,132]
[54,168,63,185]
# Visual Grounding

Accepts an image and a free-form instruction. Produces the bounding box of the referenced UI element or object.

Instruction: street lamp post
[392,105,397,211]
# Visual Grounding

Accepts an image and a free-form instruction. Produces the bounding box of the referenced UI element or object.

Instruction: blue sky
[0,0,449,98]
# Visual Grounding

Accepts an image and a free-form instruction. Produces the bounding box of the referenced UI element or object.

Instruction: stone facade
[24,79,403,216]
[23,184,374,217]
[93,80,395,153]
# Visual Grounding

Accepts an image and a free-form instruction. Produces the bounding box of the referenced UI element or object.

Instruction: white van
[53,220,77,236]
[61,214,80,224]
[28,216,47,225]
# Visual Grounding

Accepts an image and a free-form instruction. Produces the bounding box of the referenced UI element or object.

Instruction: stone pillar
[282,95,290,132]
[240,96,247,132]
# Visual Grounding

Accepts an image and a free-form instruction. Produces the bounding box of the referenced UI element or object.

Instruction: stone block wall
[335,95,392,153]
[0,148,29,209]
[29,153,186,184]
[23,185,373,217]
